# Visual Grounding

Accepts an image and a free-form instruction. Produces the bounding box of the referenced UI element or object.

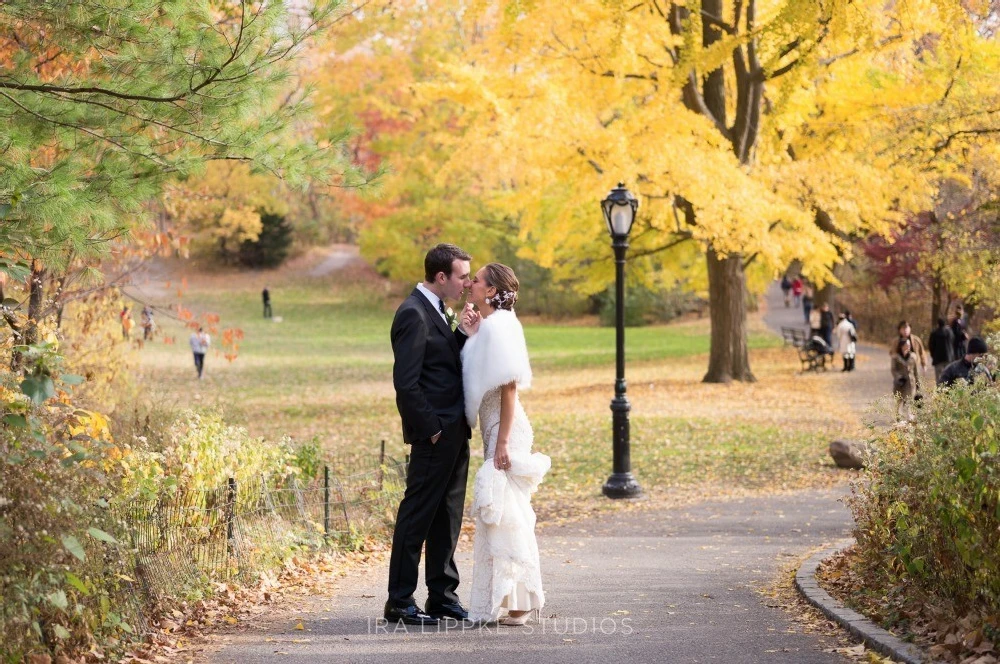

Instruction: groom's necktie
[438,300,446,315]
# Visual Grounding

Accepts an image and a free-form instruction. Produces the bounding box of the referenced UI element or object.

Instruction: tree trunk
[11,260,46,373]
[25,260,45,347]
[703,247,756,383]
[815,282,836,311]
[54,274,67,329]
[1,284,23,372]
[931,271,944,334]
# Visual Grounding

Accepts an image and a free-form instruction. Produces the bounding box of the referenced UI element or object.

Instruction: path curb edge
[795,539,925,664]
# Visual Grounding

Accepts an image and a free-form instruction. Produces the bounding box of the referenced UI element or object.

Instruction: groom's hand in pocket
[430,431,441,444]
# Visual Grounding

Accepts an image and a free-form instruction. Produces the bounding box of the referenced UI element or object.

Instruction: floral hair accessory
[485,290,517,310]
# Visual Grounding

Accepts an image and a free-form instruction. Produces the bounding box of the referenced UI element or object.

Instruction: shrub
[847,375,1000,614]
[122,409,297,499]
[238,211,293,268]
[598,282,705,327]
[1,398,302,659]
[1,383,135,659]
[292,437,324,481]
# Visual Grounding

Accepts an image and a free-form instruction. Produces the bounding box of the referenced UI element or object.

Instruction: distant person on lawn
[262,286,272,319]
[120,306,134,341]
[141,305,155,341]
[189,326,210,380]
[928,317,955,383]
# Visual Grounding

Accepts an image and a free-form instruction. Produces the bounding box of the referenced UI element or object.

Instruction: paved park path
[204,283,890,664]
[760,282,894,427]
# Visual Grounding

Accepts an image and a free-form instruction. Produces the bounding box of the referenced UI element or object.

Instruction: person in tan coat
[891,337,921,421]
[888,320,927,373]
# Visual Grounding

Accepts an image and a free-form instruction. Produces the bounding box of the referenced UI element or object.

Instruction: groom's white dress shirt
[416,283,449,324]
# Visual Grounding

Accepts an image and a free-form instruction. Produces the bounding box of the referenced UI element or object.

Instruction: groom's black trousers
[387,418,470,607]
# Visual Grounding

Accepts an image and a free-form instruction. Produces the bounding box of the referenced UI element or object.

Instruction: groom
[385,243,473,625]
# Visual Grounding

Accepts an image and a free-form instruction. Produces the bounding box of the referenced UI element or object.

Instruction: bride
[461,263,550,626]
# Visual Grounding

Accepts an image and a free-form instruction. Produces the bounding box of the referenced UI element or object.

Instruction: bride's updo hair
[483,263,519,311]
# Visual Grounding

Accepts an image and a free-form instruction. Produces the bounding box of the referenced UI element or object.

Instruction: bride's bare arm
[494,382,517,469]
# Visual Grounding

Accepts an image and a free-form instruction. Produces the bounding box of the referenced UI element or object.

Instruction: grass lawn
[134,264,855,517]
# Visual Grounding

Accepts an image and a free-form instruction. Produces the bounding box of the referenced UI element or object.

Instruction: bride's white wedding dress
[462,308,550,623]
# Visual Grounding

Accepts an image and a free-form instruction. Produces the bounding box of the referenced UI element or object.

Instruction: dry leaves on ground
[116,538,390,663]
[818,549,999,664]
[759,560,902,664]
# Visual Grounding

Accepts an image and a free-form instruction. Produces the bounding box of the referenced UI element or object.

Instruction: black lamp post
[601,182,641,499]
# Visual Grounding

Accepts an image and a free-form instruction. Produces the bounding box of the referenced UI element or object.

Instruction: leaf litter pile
[818,548,999,664]
[102,539,390,664]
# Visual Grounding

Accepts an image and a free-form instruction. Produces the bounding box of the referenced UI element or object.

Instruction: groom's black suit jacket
[391,289,470,444]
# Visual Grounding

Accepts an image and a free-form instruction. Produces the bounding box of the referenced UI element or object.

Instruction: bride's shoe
[498,609,538,626]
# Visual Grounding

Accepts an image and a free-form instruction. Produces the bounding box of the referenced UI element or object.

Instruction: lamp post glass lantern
[601,183,641,499]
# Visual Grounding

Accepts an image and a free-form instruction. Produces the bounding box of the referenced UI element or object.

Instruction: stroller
[799,335,833,371]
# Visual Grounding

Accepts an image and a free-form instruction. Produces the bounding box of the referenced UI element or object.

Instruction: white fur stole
[462,309,532,429]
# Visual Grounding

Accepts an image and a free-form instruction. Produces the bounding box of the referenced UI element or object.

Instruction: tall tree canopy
[321,0,998,381]
[0,0,371,367]
[0,0,370,268]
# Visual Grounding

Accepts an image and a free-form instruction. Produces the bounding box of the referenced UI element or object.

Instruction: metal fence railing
[108,445,407,634]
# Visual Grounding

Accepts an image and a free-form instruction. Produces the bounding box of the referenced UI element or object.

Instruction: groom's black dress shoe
[424,600,469,621]
[384,602,439,625]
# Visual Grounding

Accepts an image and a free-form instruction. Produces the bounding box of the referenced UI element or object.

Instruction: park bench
[781,326,829,372]
[781,326,809,348]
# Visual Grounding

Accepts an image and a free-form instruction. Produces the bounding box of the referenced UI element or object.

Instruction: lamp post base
[602,472,641,499]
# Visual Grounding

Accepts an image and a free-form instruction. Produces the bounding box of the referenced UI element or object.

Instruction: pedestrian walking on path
[891,337,921,421]
[833,312,857,372]
[781,275,793,307]
[802,283,814,325]
[928,317,955,383]
[951,305,969,359]
[888,320,927,375]
[819,303,835,350]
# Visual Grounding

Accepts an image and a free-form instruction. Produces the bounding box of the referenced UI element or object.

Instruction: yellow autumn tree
[305,4,513,280]
[308,0,998,379]
[162,162,291,261]
[406,0,997,381]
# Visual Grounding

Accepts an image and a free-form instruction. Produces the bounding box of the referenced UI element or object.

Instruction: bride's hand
[461,303,481,335]
[493,441,511,471]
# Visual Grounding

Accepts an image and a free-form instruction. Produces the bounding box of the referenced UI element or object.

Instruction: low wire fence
[109,444,407,633]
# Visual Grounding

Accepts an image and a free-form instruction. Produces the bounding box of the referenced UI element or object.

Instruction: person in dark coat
[938,337,993,387]
[818,303,835,350]
[262,286,272,318]
[801,283,814,325]
[950,305,969,360]
[385,243,474,626]
[927,317,955,383]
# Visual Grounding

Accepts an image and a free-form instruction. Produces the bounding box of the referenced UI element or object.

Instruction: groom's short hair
[424,244,472,281]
